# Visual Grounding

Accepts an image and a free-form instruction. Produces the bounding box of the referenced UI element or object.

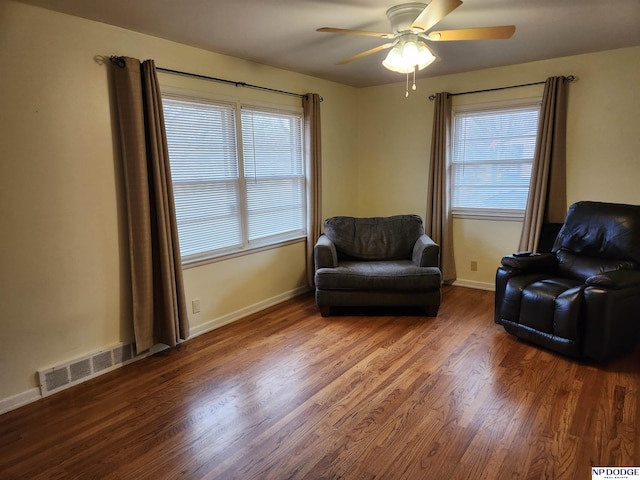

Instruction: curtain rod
[157,66,311,99]
[427,75,576,101]
[109,57,320,101]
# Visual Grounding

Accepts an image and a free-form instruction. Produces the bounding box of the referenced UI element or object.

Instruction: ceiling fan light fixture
[382,43,410,73]
[416,42,436,70]
[402,39,420,65]
[382,37,435,73]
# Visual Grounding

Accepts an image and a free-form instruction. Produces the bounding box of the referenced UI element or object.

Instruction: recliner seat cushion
[520,281,585,339]
[315,261,441,292]
[502,275,584,339]
[323,215,424,260]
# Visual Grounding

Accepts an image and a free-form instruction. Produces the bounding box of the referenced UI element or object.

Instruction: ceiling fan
[317,0,515,88]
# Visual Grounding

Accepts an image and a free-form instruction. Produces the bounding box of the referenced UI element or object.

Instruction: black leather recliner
[495,201,640,361]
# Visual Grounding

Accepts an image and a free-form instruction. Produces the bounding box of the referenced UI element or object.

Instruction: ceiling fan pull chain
[405,72,409,97]
[412,66,417,91]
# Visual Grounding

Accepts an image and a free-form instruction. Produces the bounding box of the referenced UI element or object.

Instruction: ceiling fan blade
[427,25,516,41]
[317,27,394,39]
[337,43,395,65]
[410,0,463,32]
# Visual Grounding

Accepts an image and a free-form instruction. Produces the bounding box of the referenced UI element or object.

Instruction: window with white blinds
[451,100,541,219]
[241,107,305,243]
[162,94,305,264]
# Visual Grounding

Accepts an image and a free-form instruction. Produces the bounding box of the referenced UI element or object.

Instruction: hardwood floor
[1,286,638,479]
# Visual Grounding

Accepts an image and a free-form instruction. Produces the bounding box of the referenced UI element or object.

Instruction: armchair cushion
[324,214,424,260]
[315,261,442,292]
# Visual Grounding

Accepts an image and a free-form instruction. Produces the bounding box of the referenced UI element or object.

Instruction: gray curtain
[112,56,189,353]
[303,93,322,287]
[519,76,568,252]
[427,92,456,284]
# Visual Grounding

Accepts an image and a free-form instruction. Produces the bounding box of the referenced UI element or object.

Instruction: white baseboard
[0,388,41,416]
[452,279,495,291]
[189,285,311,338]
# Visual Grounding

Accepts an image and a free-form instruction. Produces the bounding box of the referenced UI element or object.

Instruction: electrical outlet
[192,298,201,314]
[470,261,478,272]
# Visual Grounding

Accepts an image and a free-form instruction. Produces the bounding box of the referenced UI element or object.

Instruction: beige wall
[1,0,639,408]
[0,0,358,403]
[357,46,640,289]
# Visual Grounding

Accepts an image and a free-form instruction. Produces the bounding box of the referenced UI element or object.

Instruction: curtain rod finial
[109,56,126,68]
[428,94,436,101]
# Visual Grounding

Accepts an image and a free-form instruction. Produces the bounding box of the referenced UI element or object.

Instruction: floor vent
[37,343,165,397]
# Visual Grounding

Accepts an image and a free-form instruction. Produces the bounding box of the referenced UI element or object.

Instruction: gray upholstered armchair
[313,215,442,316]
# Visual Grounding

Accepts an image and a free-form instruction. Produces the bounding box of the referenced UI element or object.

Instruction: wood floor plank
[1,286,638,479]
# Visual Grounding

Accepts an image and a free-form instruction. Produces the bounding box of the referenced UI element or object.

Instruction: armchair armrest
[412,234,440,267]
[314,234,338,269]
[500,252,558,273]
[586,269,640,290]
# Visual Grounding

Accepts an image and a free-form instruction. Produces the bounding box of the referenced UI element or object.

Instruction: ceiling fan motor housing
[386,3,428,33]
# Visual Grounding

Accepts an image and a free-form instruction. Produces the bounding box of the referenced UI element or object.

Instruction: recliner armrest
[314,234,338,269]
[412,234,440,267]
[500,253,558,273]
[586,270,640,289]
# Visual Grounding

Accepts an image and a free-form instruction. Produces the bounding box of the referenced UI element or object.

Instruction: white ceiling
[16,0,640,87]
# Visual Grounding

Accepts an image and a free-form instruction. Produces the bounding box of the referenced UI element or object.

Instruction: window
[162,93,305,264]
[451,100,540,219]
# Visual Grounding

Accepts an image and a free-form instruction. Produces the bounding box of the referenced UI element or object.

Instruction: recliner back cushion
[324,215,424,260]
[556,249,638,281]
[553,201,640,263]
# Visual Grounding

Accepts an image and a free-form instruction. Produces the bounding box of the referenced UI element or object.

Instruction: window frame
[450,97,542,221]
[161,87,307,268]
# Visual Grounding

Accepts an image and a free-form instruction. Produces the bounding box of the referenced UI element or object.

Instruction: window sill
[181,236,306,269]
[452,209,525,222]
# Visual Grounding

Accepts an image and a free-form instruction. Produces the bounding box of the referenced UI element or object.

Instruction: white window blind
[163,97,242,259]
[162,93,306,264]
[451,102,540,218]
[241,107,305,244]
